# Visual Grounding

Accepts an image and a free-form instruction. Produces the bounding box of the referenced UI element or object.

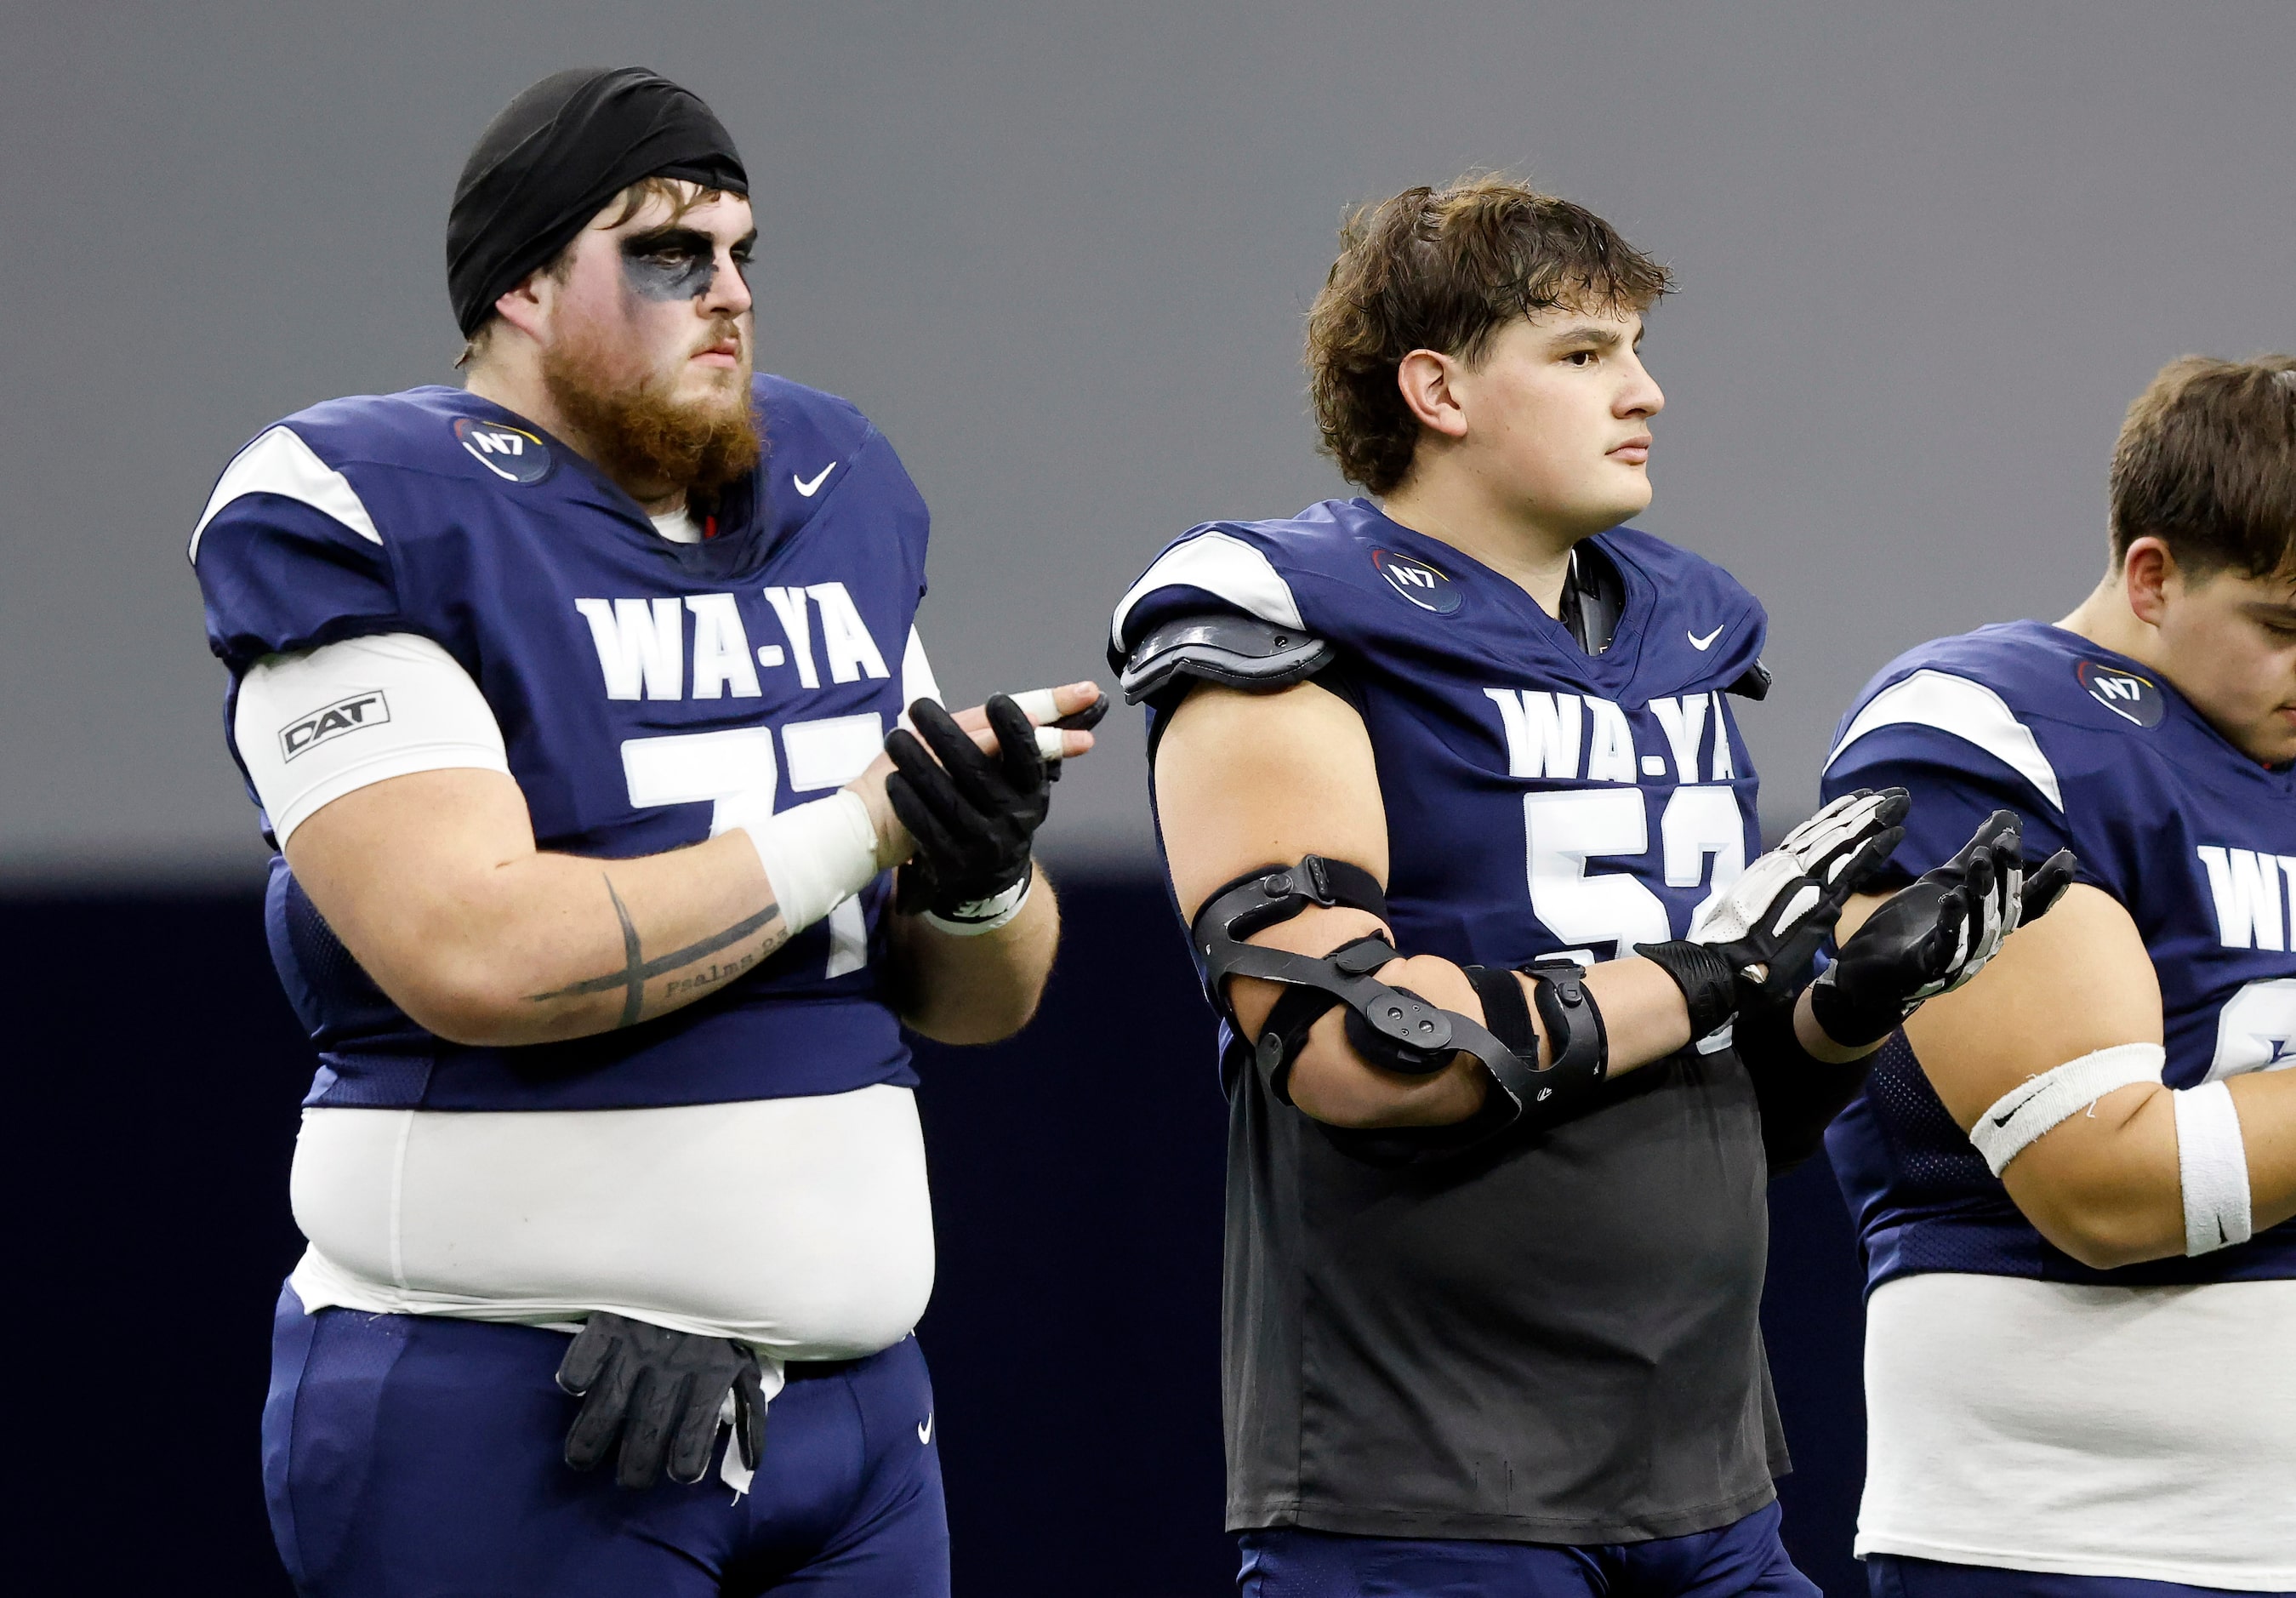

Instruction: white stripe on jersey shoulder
[897,626,940,731]
[190,425,384,562]
[1826,668,2065,812]
[1108,530,1306,652]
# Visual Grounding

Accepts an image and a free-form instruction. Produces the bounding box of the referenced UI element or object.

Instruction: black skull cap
[447,66,748,337]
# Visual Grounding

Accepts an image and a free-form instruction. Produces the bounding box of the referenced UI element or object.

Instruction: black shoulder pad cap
[1728,659,1772,700]
[1120,613,1336,707]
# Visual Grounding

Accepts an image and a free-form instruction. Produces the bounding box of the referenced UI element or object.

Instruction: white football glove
[1686,788,1911,1001]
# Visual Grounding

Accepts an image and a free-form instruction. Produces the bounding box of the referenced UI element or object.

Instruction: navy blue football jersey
[193,376,929,1111]
[1822,619,2296,1287]
[1113,499,1796,1540]
[1114,500,1771,998]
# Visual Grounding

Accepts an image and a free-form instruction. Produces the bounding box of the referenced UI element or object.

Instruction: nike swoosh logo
[1688,625,1725,650]
[916,1413,934,1445]
[794,463,835,497]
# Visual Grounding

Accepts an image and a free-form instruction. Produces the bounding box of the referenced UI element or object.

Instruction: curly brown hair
[1305,175,1673,494]
[2109,354,2296,579]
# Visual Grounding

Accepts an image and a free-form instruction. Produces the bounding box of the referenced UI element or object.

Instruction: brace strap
[1190,857,1545,1125]
[1528,961,1609,1106]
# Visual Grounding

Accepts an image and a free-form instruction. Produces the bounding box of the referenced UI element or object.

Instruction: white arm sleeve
[233,632,511,847]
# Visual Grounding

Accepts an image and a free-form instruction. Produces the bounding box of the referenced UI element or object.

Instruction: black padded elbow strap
[1528,961,1609,1106]
[1464,964,1535,1056]
[1468,960,1610,1115]
[1192,857,1554,1133]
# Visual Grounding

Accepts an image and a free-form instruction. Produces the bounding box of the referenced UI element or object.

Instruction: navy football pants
[261,1287,948,1597]
[1869,1555,2290,1598]
[1238,1501,1820,1597]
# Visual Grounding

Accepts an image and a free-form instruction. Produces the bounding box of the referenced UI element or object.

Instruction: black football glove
[886,694,1063,921]
[557,1312,766,1490]
[1639,788,1911,1036]
[1809,809,2077,1049]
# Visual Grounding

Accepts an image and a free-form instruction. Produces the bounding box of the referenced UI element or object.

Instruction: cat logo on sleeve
[282,691,391,761]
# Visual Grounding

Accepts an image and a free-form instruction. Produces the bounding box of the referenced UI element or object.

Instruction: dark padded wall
[10,881,1867,1595]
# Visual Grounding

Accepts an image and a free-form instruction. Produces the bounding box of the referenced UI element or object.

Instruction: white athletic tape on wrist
[2173,1080,2253,1256]
[1968,1043,2164,1175]
[741,791,880,936]
[924,870,1034,937]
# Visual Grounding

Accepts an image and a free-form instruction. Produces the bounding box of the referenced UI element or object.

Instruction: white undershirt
[288,1084,935,1359]
[1860,1271,2296,1589]
[651,506,702,544]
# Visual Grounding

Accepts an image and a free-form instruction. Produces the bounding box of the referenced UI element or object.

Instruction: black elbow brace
[1465,959,1609,1113]
[1190,857,1608,1137]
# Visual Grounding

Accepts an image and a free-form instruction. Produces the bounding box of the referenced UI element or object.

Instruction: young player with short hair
[191,67,1101,1597]
[1822,355,2296,1596]
[1109,176,2065,1597]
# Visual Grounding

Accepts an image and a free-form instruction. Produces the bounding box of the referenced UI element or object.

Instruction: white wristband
[1968,1043,2165,1175]
[2174,1079,2253,1255]
[923,867,1034,937]
[740,792,881,936]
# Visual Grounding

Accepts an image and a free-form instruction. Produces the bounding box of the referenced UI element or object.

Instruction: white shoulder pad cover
[235,632,510,846]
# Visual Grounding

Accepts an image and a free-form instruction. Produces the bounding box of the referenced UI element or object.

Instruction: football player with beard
[189,68,1102,1598]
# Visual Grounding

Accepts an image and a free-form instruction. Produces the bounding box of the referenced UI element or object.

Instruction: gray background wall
[4,1,2289,882]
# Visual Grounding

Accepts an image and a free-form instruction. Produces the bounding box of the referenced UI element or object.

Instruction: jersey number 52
[1523,786,1746,961]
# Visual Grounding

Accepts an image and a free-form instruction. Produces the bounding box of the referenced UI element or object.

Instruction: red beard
[541,319,761,499]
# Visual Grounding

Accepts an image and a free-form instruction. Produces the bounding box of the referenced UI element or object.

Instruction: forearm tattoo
[527,875,782,1027]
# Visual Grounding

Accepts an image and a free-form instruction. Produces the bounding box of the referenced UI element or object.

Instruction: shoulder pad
[1120,613,1335,706]
[1727,660,1772,700]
